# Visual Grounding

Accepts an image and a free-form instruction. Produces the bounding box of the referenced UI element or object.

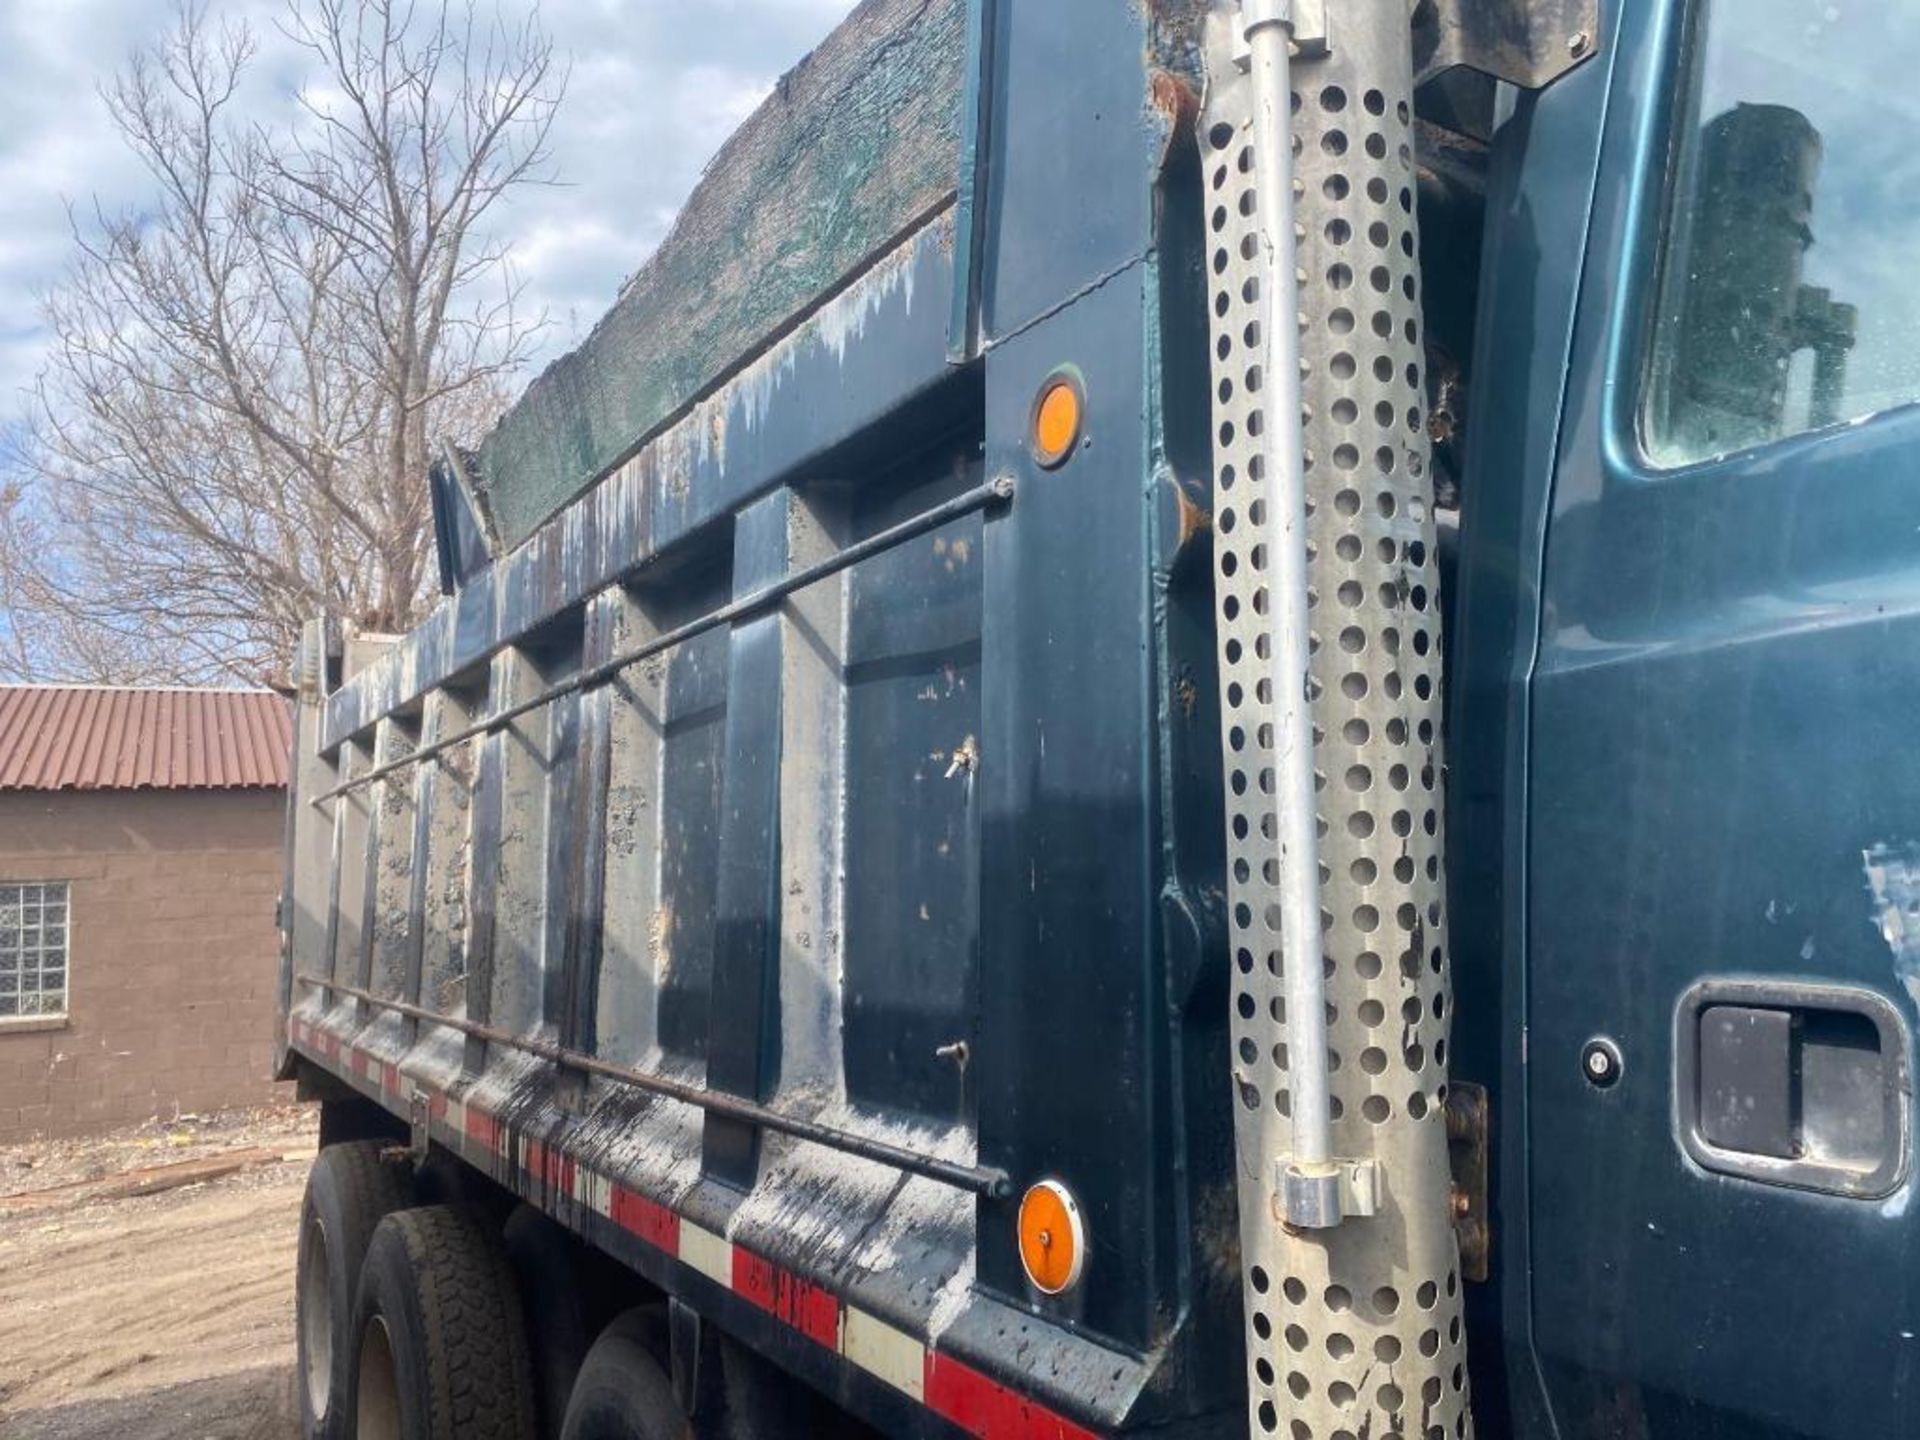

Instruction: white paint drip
[923,1255,975,1345]
[720,223,930,444]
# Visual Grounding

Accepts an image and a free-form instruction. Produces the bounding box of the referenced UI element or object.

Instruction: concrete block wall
[0,788,290,1142]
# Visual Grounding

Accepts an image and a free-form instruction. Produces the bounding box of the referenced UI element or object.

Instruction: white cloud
[0,0,857,419]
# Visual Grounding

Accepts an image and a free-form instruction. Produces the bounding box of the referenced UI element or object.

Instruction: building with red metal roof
[0,686,294,1139]
[0,685,291,792]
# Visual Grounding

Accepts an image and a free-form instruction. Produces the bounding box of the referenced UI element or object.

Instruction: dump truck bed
[278,1,1236,1435]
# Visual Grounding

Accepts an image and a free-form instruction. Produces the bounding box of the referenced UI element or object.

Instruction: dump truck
[276,0,1920,1435]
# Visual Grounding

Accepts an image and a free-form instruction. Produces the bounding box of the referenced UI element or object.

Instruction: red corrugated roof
[0,686,291,792]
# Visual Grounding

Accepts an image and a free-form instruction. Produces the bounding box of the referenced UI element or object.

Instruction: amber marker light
[1018,1179,1086,1295]
[1030,369,1085,469]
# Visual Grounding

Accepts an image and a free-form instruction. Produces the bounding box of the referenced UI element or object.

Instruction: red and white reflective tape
[290,1022,1102,1440]
[294,1018,341,1062]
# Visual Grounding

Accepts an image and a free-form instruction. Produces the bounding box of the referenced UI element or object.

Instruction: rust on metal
[1149,67,1200,136]
[1446,1080,1492,1282]
[1172,474,1213,552]
[0,686,291,792]
[1148,66,1201,176]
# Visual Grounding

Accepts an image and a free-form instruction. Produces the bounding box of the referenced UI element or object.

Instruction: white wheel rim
[298,1215,333,1417]
[356,1313,402,1440]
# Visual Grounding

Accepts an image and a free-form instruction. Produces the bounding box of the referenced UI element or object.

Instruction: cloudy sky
[0,0,857,439]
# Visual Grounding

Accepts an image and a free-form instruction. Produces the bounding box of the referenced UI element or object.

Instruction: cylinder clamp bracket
[1277,1157,1382,1228]
[1240,0,1330,56]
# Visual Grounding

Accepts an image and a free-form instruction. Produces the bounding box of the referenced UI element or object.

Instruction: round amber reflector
[1018,1179,1086,1295]
[1031,374,1083,468]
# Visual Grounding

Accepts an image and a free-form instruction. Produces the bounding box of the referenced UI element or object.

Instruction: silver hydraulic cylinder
[1203,0,1475,1434]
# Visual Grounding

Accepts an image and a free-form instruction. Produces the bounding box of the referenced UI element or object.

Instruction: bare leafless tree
[0,472,172,683]
[2,0,560,685]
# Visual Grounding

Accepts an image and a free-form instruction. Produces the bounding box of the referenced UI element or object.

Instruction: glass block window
[0,882,69,1019]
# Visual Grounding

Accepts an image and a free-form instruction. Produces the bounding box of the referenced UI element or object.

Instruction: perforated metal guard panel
[1200,6,1473,1437]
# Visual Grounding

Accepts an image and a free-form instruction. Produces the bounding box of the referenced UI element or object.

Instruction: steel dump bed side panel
[280,2,1234,1435]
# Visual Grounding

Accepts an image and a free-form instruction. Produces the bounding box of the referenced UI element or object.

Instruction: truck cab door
[1524,0,1920,1432]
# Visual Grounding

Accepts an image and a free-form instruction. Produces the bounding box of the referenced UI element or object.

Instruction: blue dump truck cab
[276,1,1920,1436]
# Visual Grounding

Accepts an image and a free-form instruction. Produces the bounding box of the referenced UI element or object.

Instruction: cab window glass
[1643,0,1920,467]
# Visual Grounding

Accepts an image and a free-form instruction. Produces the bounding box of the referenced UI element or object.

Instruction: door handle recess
[1674,979,1909,1199]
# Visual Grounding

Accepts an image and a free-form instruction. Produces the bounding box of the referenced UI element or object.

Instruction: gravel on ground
[0,1103,316,1440]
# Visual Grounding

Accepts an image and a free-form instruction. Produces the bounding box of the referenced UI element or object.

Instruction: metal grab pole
[293,974,1014,1199]
[1243,0,1338,1221]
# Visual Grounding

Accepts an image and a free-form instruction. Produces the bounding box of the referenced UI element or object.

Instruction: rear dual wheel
[348,1205,539,1440]
[347,1211,694,1440]
[297,1142,415,1440]
[304,1157,699,1440]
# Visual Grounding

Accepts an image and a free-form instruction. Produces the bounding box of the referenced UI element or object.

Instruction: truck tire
[503,1205,592,1438]
[559,1310,688,1440]
[298,1140,415,1440]
[349,1206,538,1440]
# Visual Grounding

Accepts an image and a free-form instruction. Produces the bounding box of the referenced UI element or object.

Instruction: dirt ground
[0,1104,317,1439]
